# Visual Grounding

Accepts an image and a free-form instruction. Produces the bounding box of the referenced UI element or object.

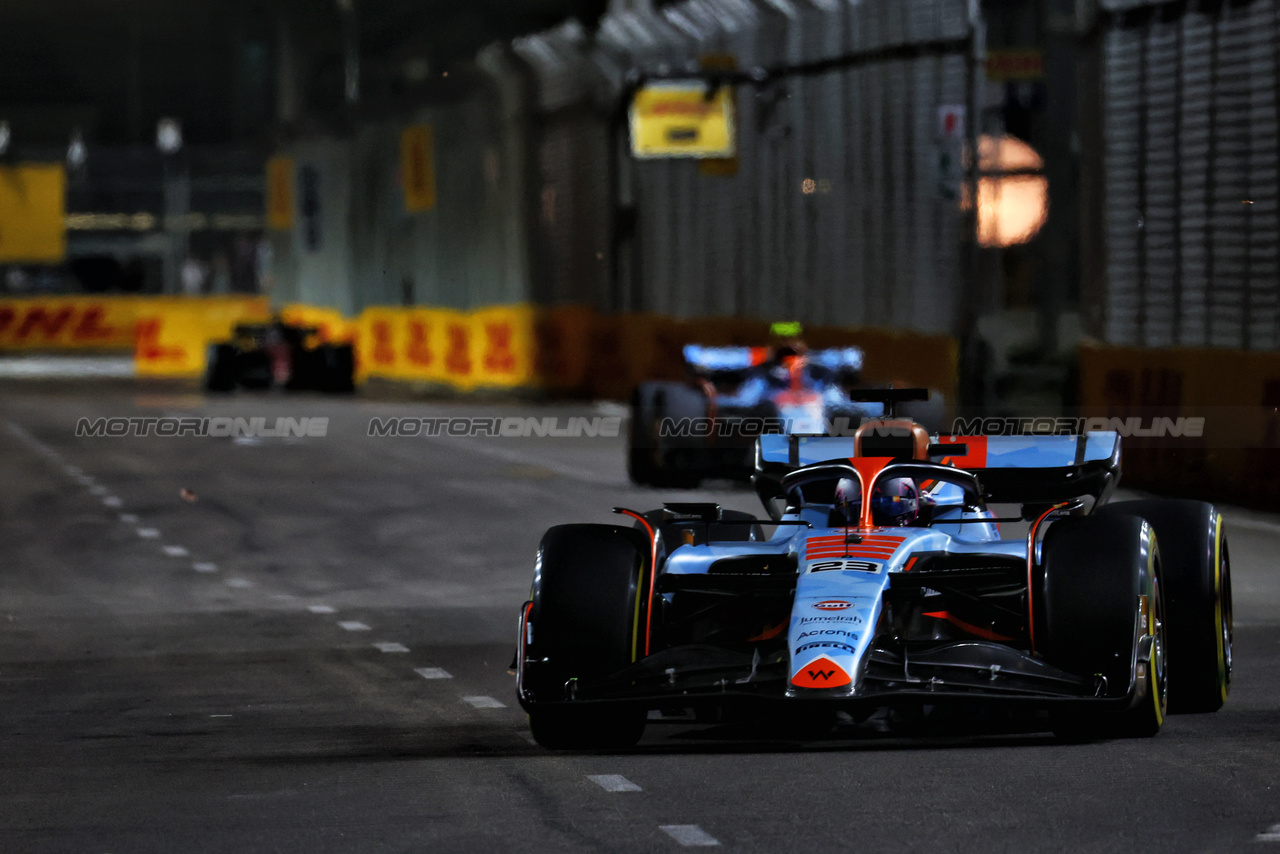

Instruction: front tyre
[528,705,647,751]
[1039,515,1166,739]
[520,524,650,749]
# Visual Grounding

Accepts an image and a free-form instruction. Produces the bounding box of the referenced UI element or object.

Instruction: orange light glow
[966,134,1049,248]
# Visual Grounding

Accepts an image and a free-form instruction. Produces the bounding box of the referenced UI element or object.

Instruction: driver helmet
[832,476,861,526]
[871,476,920,527]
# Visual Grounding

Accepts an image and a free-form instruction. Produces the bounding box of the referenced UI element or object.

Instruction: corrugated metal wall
[271,0,975,337]
[1100,0,1280,350]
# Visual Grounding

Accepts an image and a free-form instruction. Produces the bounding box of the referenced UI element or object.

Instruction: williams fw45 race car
[205,319,355,393]
[628,341,943,487]
[517,399,1233,748]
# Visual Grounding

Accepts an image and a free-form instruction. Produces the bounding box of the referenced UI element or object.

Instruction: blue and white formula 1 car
[628,342,943,487]
[518,406,1233,748]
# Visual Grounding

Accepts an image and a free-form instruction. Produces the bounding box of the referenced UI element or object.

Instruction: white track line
[193,562,218,573]
[102,496,122,508]
[414,667,452,680]
[588,775,641,793]
[136,528,161,539]
[225,578,254,589]
[659,826,720,847]
[162,545,189,557]
[119,513,140,524]
[462,696,505,709]
[307,605,336,614]
[338,621,371,632]
[88,485,107,496]
[1227,517,1280,536]
[373,642,409,653]
[1258,824,1280,842]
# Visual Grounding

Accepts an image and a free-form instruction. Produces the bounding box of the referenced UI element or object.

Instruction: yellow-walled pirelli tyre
[522,524,648,750]
[1039,515,1167,739]
[1098,500,1232,713]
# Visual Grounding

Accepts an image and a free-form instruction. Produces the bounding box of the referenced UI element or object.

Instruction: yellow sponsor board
[134,297,271,377]
[356,306,451,385]
[0,164,66,263]
[400,125,437,212]
[630,83,736,159]
[0,296,140,350]
[355,304,536,389]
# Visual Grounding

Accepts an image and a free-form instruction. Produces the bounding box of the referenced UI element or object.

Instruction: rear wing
[755,432,1122,505]
[682,344,863,374]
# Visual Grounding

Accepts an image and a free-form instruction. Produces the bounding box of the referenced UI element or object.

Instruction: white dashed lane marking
[588,775,641,793]
[373,642,410,653]
[162,545,189,557]
[193,562,218,573]
[414,667,452,680]
[1258,824,1280,842]
[136,528,161,539]
[88,485,107,496]
[102,496,122,508]
[338,621,371,632]
[225,578,254,589]
[659,826,720,847]
[307,605,336,614]
[119,513,140,524]
[462,696,506,709]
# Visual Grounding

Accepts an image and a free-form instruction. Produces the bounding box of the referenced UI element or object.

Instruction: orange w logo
[808,669,837,681]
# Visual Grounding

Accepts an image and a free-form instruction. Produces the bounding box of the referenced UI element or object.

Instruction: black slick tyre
[1097,499,1232,713]
[522,524,650,749]
[1039,515,1167,739]
[204,344,237,392]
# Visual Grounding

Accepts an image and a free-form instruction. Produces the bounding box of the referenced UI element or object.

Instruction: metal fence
[1097,0,1280,350]
[272,0,978,338]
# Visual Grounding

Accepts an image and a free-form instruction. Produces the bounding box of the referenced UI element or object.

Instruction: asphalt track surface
[1,383,1278,853]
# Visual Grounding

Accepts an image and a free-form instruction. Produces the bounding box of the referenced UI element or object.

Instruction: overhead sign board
[630,82,736,159]
[0,164,66,263]
[985,49,1045,81]
[265,157,294,231]
[400,124,437,212]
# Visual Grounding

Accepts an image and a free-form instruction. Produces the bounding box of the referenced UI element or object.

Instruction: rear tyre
[1039,515,1166,739]
[1097,499,1232,712]
[321,344,356,393]
[522,524,650,749]
[628,386,660,486]
[204,344,237,392]
[627,383,704,489]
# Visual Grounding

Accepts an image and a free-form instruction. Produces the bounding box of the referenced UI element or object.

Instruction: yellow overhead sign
[0,164,66,263]
[266,157,295,231]
[630,83,736,159]
[401,124,437,212]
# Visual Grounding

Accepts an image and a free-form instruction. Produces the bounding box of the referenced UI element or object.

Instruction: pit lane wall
[0,296,957,400]
[1078,343,1280,508]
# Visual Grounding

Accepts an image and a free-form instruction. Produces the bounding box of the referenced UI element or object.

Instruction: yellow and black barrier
[0,296,958,403]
